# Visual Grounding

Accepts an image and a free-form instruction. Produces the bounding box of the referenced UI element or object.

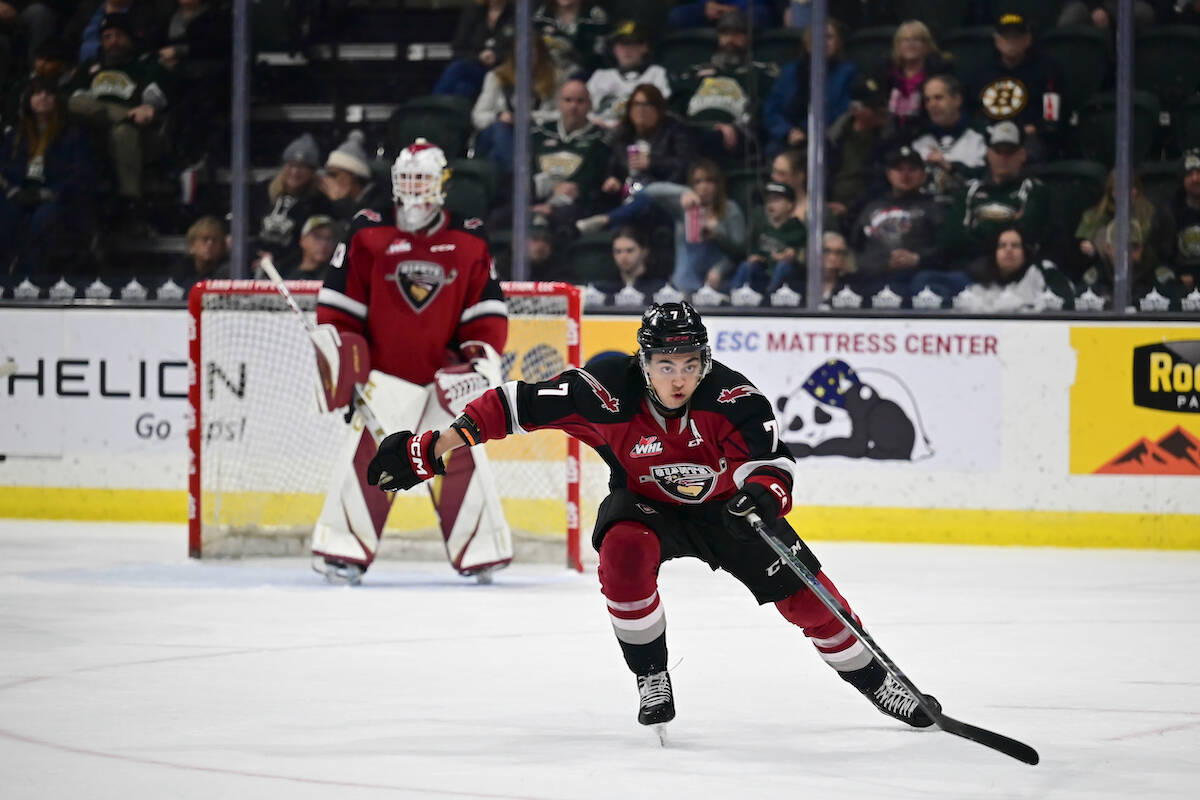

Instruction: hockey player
[365,301,940,733]
[308,138,513,585]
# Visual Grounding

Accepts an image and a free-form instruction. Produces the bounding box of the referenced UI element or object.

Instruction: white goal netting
[187,279,583,568]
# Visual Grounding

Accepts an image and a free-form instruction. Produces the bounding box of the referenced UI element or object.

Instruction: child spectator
[279,215,335,282]
[729,181,806,295]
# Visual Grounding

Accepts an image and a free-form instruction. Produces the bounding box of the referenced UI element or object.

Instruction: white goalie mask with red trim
[391,138,449,231]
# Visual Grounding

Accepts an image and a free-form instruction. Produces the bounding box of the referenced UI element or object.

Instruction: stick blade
[935,713,1039,765]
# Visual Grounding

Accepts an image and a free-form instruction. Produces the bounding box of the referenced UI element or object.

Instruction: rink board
[1,308,1198,549]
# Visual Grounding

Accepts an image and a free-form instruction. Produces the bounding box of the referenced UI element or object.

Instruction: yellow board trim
[2,487,1198,550]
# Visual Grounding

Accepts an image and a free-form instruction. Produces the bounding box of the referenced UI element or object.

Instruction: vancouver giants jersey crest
[317,208,507,385]
[463,356,796,513]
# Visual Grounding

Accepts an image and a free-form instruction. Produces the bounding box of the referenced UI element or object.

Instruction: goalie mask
[391,138,449,232]
[636,301,712,409]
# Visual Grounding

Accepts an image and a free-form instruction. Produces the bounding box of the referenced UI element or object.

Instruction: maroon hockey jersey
[463,356,795,513]
[317,208,508,385]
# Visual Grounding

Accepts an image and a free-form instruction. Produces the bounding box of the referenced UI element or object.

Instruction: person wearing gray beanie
[321,130,390,221]
[282,133,321,169]
[249,130,334,271]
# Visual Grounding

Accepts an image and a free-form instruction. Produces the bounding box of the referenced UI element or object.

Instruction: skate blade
[651,723,669,747]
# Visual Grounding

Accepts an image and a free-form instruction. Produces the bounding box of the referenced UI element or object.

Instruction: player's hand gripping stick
[367,430,445,492]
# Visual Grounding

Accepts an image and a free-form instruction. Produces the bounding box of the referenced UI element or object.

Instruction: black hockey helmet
[636,302,713,390]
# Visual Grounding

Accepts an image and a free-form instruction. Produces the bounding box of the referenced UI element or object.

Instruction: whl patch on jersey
[717,384,761,404]
[643,463,718,503]
[630,435,664,458]
[386,260,457,311]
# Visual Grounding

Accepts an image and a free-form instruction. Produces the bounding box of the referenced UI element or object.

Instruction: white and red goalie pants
[310,370,513,574]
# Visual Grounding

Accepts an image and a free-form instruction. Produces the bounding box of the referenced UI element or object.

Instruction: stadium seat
[1175,94,1200,152]
[753,29,803,69]
[658,28,718,76]
[1040,26,1111,113]
[1025,159,1108,239]
[1137,160,1182,210]
[444,158,499,220]
[564,231,617,284]
[387,95,474,159]
[724,167,763,216]
[489,228,513,278]
[1075,91,1161,164]
[843,27,895,77]
[941,27,995,83]
[888,0,969,40]
[1134,26,1200,111]
[982,0,1064,37]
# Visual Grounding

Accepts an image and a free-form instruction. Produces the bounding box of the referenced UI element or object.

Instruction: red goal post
[188,279,583,570]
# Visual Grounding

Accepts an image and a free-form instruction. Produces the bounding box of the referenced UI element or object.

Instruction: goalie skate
[314,557,365,586]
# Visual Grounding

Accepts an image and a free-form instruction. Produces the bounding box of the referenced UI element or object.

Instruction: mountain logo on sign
[1094,426,1200,475]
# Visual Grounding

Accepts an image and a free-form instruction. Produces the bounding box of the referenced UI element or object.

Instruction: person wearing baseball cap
[826,74,894,217]
[728,180,806,297]
[586,20,672,131]
[281,215,337,281]
[1170,148,1200,287]
[964,10,1069,161]
[942,120,1051,279]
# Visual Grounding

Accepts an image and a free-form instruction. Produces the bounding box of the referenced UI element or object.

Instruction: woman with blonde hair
[472,34,561,172]
[249,132,332,270]
[1075,168,1173,273]
[874,20,954,126]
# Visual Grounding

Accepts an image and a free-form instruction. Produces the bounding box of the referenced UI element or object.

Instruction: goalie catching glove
[308,323,371,413]
[723,480,785,542]
[367,430,445,492]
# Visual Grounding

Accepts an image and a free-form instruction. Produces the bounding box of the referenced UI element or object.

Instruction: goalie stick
[259,256,387,442]
[746,512,1040,766]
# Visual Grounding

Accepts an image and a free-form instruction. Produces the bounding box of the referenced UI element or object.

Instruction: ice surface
[2,520,1198,799]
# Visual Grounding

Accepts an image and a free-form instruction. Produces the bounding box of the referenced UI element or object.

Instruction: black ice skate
[636,670,675,727]
[863,672,940,728]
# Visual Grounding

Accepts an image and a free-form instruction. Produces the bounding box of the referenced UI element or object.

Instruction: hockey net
[187,280,583,569]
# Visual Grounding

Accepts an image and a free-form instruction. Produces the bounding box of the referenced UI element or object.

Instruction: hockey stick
[746,512,1039,766]
[259,256,387,442]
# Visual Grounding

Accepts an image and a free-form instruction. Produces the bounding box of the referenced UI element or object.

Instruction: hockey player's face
[647,353,703,409]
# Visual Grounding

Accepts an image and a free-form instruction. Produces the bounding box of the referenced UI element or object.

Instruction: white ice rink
[1,520,1197,799]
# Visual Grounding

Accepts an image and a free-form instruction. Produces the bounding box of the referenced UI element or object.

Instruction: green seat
[564,232,616,284]
[888,0,969,40]
[1137,160,1182,210]
[1175,94,1200,152]
[1040,26,1111,112]
[752,29,804,69]
[1135,27,1200,110]
[1025,159,1108,239]
[489,229,513,278]
[387,95,475,159]
[658,28,717,76]
[1075,91,1161,164]
[251,0,295,52]
[724,167,764,216]
[444,158,499,220]
[942,26,995,83]
[843,26,895,77]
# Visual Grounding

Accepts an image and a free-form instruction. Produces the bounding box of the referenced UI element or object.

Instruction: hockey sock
[598,521,666,675]
[775,571,873,674]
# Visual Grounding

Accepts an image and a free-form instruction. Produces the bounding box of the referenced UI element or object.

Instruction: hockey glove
[723,482,781,543]
[367,430,445,492]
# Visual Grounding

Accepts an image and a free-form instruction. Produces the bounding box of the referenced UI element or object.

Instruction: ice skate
[863,672,940,728]
[636,670,674,744]
[316,557,365,586]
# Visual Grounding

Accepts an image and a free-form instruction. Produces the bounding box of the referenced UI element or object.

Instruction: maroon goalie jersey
[316,208,508,385]
[462,356,795,513]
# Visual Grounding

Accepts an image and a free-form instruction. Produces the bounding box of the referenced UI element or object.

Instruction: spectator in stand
[0,2,58,79]
[1077,219,1186,310]
[764,17,856,156]
[849,145,942,301]
[170,214,228,295]
[965,12,1068,162]
[1178,0,1200,24]
[954,226,1077,312]
[819,230,857,303]
[909,74,987,208]
[670,11,776,164]
[1075,168,1174,276]
[667,0,774,29]
[826,74,895,220]
[1058,1,1157,29]
[942,121,1051,281]
[0,75,94,282]
[872,20,954,130]
[530,78,609,238]
[534,0,609,80]
[279,215,335,282]
[729,181,806,295]
[472,35,560,176]
[320,130,389,223]
[66,13,170,235]
[64,0,165,63]
[2,36,73,134]
[589,226,667,304]
[1170,148,1200,290]
[770,146,841,232]
[432,0,514,100]
[576,83,696,232]
[157,0,229,165]
[586,20,670,132]
[526,214,563,281]
[249,133,332,271]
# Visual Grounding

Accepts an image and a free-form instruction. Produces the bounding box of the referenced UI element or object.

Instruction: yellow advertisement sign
[1070,327,1200,474]
[581,317,640,364]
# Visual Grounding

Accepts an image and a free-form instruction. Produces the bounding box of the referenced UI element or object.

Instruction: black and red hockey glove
[367,430,445,492]
[723,481,782,542]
